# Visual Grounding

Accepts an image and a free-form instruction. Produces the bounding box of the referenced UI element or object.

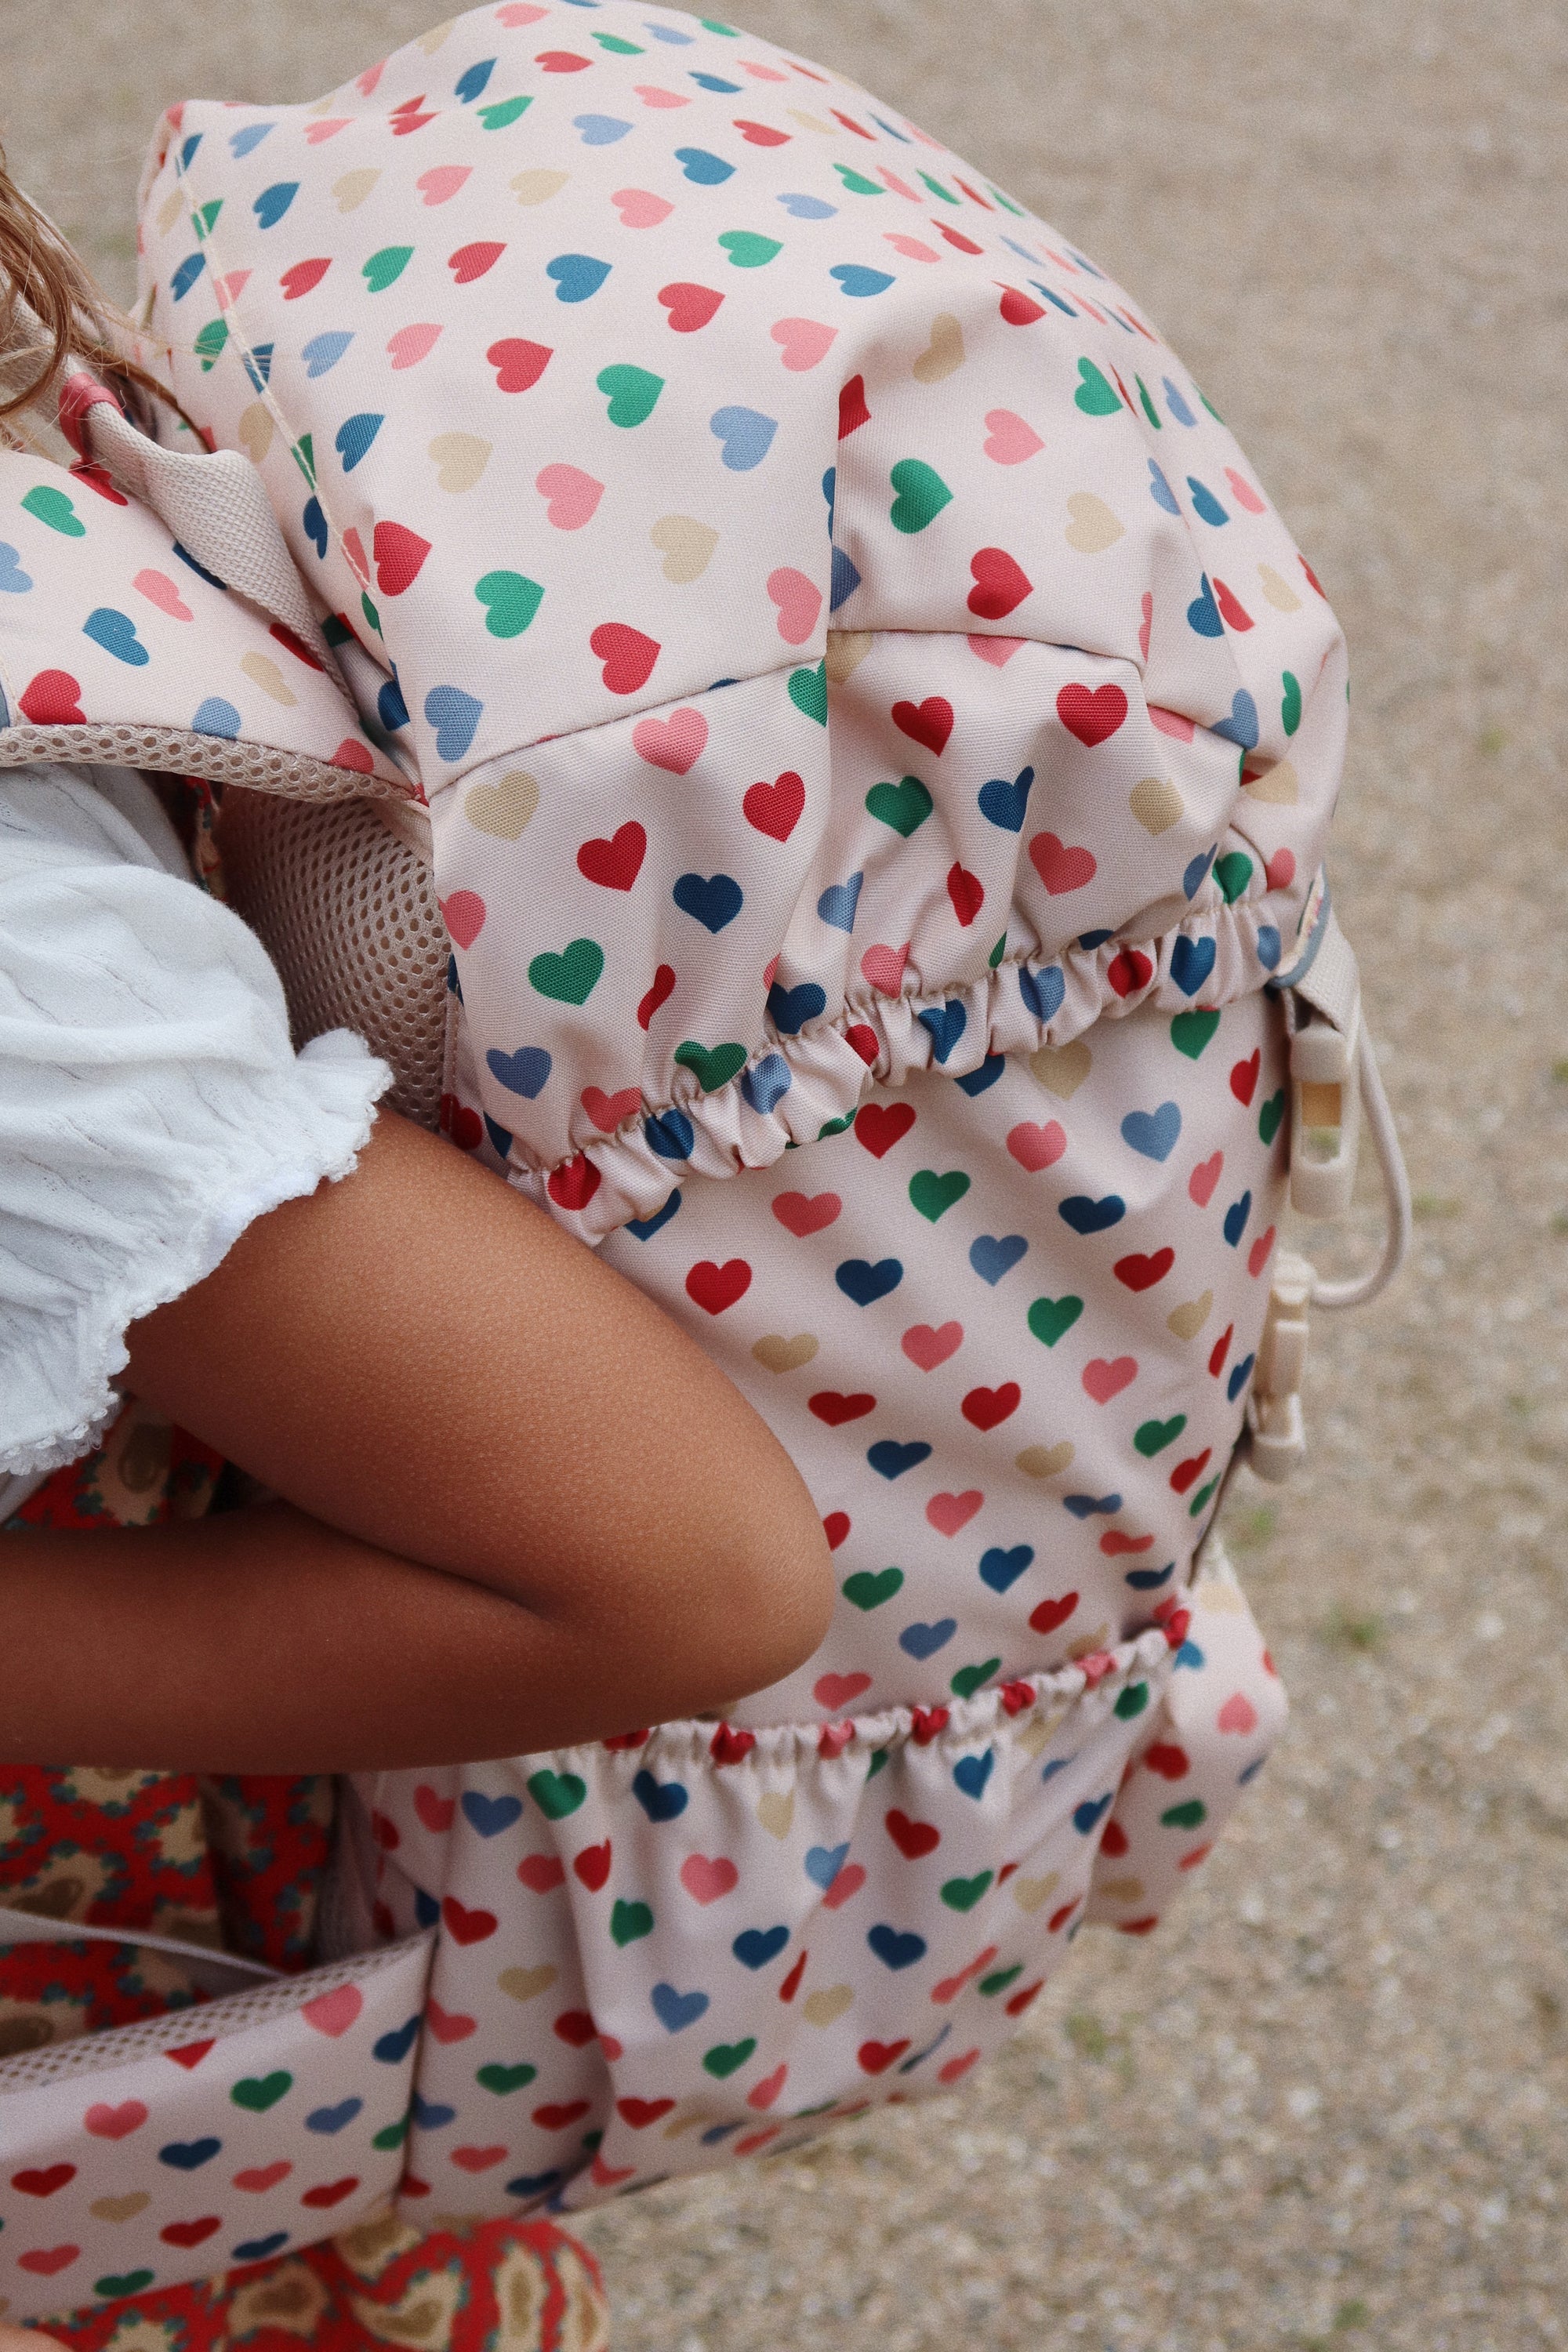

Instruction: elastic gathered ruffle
[510,885,1290,1242]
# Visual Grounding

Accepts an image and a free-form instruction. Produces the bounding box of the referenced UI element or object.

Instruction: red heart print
[582,1085,641,1131]
[445,1102,483,1152]
[519,1854,566,1892]
[332,735,376,774]
[910,1706,949,1744]
[967,546,1033,619]
[858,2040,911,2075]
[854,1102,915,1157]
[686,1258,752,1315]
[742,769,806,840]
[860,942,911,996]
[1114,1248,1174,1292]
[735,118,791,146]
[165,2039,215,2071]
[837,374,871,438]
[234,2161,292,2191]
[633,707,707,773]
[902,1319,962,1370]
[441,1891,495,1947]
[13,2165,75,2197]
[85,2100,147,2140]
[573,1842,612,1892]
[342,528,370,586]
[1265,847,1296,891]
[772,1189,840,1236]
[487,336,552,393]
[372,521,431,597]
[1083,1356,1137,1403]
[961,1383,1020,1432]
[1230,1050,1261,1106]
[618,2096,677,2128]
[426,1999,477,2042]
[1101,1820,1130,1858]
[946,861,984,926]
[161,2218,222,2249]
[413,1784,456,1834]
[822,1859,867,1908]
[19,670,86,725]
[1189,1152,1223,1207]
[810,1392,877,1426]
[1248,1225,1277,1277]
[680,1854,739,1904]
[577,820,647,890]
[554,2011,597,2048]
[711,1722,757,1765]
[1207,1324,1233,1377]
[748,2063,789,2112]
[300,2178,361,2209]
[1007,1980,1045,2017]
[590,622,660,694]
[1101,1530,1153,1556]
[1028,1592,1078,1635]
[1056,681,1128,747]
[441,891,486,950]
[18,2248,79,2278]
[451,2147,508,2173]
[1028,831,1098,894]
[637,964,677,1029]
[822,1512,850,1551]
[1107,947,1153,997]
[885,1808,941,1860]
[658,280,724,332]
[1006,1120,1066,1172]
[1145,1741,1191,1780]
[818,1722,855,1757]
[547,1154,601,1212]
[1000,1682,1035,1716]
[535,51,592,73]
[1212,578,1254,631]
[891,696,953,755]
[814,1671,872,1711]
[280,256,331,300]
[300,1984,363,2038]
[926,1490,982,1537]
[932,1946,997,2004]
[449,241,506,284]
[603,1730,648,1753]
[939,2047,983,2085]
[1047,1899,1081,1934]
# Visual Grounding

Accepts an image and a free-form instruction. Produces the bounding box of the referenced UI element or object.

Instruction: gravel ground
[9,2,1568,2344]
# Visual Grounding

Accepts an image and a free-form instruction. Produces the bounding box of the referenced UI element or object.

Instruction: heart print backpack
[0,0,1410,2314]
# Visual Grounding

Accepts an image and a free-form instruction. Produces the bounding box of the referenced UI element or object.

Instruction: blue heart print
[1256,924,1283,971]
[1073,1793,1115,1834]
[832,264,895,296]
[969,1234,1027,1284]
[626,1189,682,1241]
[486,1046,552,1100]
[302,331,354,379]
[233,2234,289,2265]
[732,1926,790,1969]
[83,608,149,666]
[829,547,863,608]
[1163,375,1198,425]
[1058,1194,1127,1235]
[1186,475,1229,526]
[1223,1189,1253,1245]
[335,412,384,470]
[674,147,735,184]
[170,252,206,303]
[673,871,744,931]
[484,1115,513,1160]
[228,122,274,158]
[741,1054,791,1112]
[978,1544,1033,1593]
[1227,1352,1257,1402]
[454,58,495,102]
[976,765,1034,831]
[710,405,778,470]
[1171,935,1218,996]
[424,685,485,762]
[0,543,33,593]
[378,672,410,731]
[779,192,837,219]
[460,1791,524,1837]
[575,113,633,144]
[867,1439,931,1479]
[411,2093,456,2129]
[306,2099,363,2135]
[159,2139,222,2171]
[691,71,742,93]
[645,1107,695,1160]
[955,1054,1006,1097]
[1147,459,1180,514]
[193,696,241,738]
[372,2014,419,2065]
[836,1257,903,1305]
[506,2170,563,2200]
[632,1770,688,1823]
[546,253,612,303]
[1126,1562,1176,1591]
[1186,575,1223,637]
[804,1843,850,1890]
[816,872,863,931]
[953,1751,995,1799]
[303,496,328,557]
[1120,1101,1182,1161]
[898,1618,957,1658]
[768,980,827,1033]
[867,1926,927,1969]
[1183,848,1218,898]
[1063,1493,1122,1519]
[252,180,299,228]
[651,1982,710,2032]
[1212,689,1261,750]
[1018,965,1065,1022]
[918,1000,966,1063]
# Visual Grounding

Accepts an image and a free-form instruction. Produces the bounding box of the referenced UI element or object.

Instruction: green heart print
[866,776,933,837]
[1027,1294,1083,1347]
[528,938,604,1005]
[476,570,544,638]
[888,458,953,535]
[597,364,665,426]
[674,1039,747,1093]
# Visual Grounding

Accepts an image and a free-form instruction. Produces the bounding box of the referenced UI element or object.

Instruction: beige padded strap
[83,401,340,676]
[1288,903,1361,1038]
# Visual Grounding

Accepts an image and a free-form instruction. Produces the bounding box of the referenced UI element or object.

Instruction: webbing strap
[0,1904,281,1994]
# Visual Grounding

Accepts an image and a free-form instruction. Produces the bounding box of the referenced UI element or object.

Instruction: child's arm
[5,1111,833,1769]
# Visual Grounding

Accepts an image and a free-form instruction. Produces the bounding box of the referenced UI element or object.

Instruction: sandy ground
[9,1,1568,2344]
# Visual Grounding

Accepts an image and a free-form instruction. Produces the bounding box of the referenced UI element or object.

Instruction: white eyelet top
[0,762,390,1480]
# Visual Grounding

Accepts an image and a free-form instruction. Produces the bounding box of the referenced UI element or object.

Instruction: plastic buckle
[1246,1247,1314,1483]
[1289,994,1361,1219]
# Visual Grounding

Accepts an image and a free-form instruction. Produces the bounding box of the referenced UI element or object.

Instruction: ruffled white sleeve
[0,763,393,1478]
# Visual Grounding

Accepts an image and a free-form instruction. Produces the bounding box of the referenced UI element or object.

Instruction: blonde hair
[0,137,176,423]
